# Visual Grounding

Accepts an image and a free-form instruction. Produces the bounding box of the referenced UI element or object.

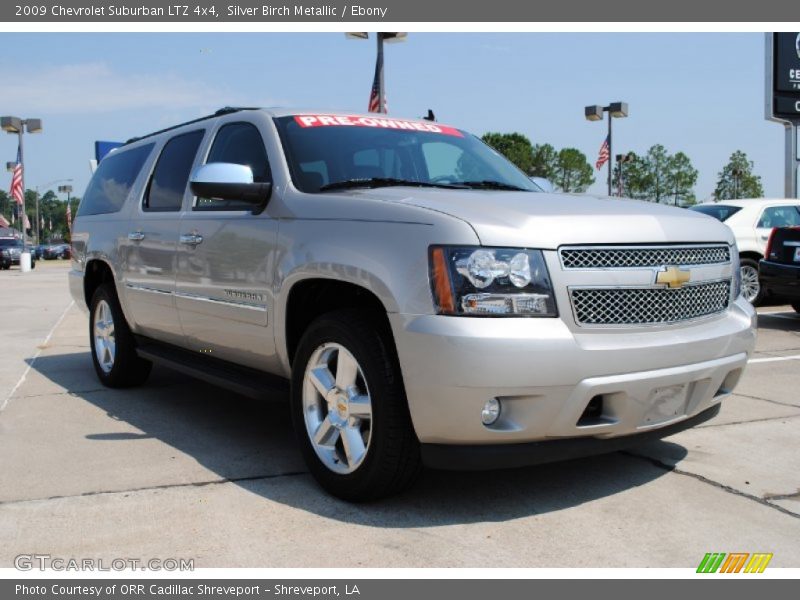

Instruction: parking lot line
[748,354,800,364]
[0,300,74,413]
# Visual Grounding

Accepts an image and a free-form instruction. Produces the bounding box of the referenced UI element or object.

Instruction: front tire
[290,309,421,502]
[792,302,800,314]
[89,283,152,388]
[740,258,764,305]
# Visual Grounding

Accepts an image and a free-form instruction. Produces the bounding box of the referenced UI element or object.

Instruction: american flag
[367,47,386,113]
[66,201,72,231]
[0,214,9,228]
[9,145,23,205]
[595,135,610,170]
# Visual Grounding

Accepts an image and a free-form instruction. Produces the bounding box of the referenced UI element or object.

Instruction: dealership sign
[770,32,800,119]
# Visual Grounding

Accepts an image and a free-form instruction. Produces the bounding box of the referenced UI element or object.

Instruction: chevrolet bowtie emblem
[656,266,691,289]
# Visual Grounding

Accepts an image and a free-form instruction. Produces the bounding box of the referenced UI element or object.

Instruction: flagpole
[377,33,385,113]
[18,130,26,246]
[607,113,613,196]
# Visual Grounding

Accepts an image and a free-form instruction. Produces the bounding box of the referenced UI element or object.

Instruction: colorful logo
[696,552,773,573]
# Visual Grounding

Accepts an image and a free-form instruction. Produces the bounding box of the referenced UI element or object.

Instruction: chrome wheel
[92,299,116,373]
[740,264,761,304]
[302,342,373,474]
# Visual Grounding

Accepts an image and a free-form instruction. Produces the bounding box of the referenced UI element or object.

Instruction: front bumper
[389,296,756,450]
[422,403,721,470]
[760,259,800,299]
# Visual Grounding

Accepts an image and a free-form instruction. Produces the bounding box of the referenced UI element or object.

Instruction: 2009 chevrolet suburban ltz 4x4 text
[69,107,757,501]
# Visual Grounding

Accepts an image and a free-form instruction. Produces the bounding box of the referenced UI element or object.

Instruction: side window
[195,122,271,211]
[757,206,800,228]
[144,130,205,212]
[78,143,154,216]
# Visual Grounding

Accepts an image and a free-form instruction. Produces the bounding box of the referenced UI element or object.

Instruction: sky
[0,32,787,200]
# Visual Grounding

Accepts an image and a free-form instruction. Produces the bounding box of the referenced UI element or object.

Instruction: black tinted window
[689,204,742,222]
[195,122,271,211]
[144,130,204,212]
[78,144,154,216]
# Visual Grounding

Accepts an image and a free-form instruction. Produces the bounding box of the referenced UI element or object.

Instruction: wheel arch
[279,276,397,373]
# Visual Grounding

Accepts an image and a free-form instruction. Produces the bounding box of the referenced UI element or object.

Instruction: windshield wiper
[454,180,531,191]
[319,177,468,192]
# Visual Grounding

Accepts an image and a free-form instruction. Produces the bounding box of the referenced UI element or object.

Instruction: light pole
[346,32,407,113]
[2,116,42,256]
[615,152,634,197]
[585,102,628,196]
[732,167,742,199]
[36,178,73,243]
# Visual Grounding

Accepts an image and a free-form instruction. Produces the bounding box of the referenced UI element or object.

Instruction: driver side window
[195,122,271,211]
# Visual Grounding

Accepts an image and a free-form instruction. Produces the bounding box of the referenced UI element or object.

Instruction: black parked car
[760,227,800,312]
[0,237,37,270]
[42,243,71,260]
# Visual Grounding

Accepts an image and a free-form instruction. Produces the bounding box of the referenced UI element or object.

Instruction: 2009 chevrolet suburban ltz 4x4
[69,107,757,501]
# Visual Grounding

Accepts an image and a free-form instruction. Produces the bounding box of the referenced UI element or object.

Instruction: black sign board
[773,33,800,119]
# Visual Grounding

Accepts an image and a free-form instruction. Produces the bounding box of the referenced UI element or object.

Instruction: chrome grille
[570,281,731,326]
[560,245,730,269]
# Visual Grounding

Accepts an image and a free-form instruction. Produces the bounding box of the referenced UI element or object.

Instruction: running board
[135,336,289,401]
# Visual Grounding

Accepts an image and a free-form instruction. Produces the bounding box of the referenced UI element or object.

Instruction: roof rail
[123,106,260,145]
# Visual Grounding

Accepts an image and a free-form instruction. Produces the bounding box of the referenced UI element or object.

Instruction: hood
[348,188,735,248]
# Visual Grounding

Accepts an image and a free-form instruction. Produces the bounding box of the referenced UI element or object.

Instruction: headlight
[730,244,741,300]
[430,246,557,317]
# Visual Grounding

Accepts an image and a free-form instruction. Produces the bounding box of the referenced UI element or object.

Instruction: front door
[175,120,279,371]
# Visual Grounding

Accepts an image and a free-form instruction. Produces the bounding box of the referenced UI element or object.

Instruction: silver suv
[70,107,757,501]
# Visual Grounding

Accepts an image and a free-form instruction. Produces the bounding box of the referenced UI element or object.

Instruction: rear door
[175,119,279,370]
[123,129,206,345]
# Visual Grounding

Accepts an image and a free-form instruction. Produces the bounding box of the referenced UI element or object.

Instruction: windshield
[274,115,539,193]
[0,238,20,247]
[689,204,742,222]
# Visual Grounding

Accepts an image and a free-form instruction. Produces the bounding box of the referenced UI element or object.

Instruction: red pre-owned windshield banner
[293,114,464,137]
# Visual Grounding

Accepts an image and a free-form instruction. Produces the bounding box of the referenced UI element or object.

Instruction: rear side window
[144,130,205,212]
[78,144,154,216]
[757,206,800,228]
[195,122,271,211]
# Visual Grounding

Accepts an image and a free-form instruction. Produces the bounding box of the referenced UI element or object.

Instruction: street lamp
[36,178,73,243]
[346,32,407,113]
[615,152,634,197]
[585,102,628,196]
[2,116,43,259]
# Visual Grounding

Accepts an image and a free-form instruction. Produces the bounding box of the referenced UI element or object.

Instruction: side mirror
[529,177,556,193]
[189,163,272,208]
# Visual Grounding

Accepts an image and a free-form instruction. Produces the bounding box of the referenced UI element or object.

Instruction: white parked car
[690,199,800,303]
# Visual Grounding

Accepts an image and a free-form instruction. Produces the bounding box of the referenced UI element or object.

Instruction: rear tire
[290,309,421,502]
[89,283,152,388]
[740,258,764,305]
[792,302,800,314]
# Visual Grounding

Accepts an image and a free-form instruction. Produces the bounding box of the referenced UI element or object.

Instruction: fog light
[481,398,501,425]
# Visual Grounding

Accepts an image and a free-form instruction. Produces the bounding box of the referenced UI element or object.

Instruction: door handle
[179,233,203,246]
[128,231,145,242]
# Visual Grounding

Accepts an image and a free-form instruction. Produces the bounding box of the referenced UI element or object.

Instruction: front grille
[570,281,731,326]
[560,245,730,269]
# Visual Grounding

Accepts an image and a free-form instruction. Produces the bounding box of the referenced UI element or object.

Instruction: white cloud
[1,62,243,114]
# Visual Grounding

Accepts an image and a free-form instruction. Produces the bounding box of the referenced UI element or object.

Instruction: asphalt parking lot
[0,263,798,568]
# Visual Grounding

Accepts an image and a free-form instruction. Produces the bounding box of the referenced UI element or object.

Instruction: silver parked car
[69,107,757,501]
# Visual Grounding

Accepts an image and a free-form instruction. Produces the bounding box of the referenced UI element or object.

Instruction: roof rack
[124,106,260,145]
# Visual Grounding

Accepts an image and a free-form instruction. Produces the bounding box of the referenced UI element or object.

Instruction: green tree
[530,143,559,180]
[666,152,699,206]
[714,150,764,200]
[480,132,534,174]
[554,148,594,192]
[618,145,697,203]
